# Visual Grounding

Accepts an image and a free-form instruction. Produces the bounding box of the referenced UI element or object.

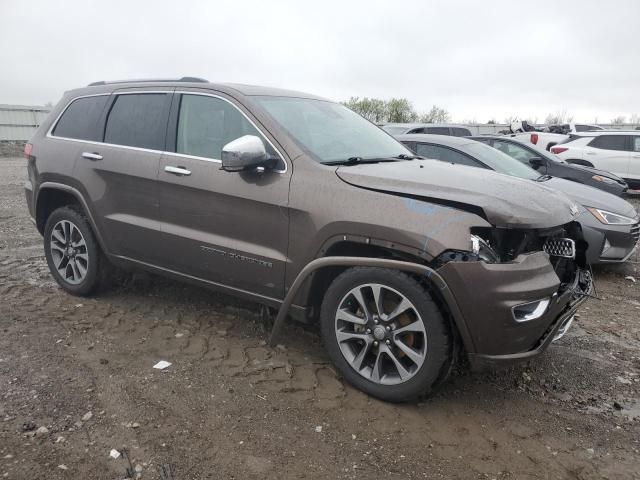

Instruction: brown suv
[24,78,592,402]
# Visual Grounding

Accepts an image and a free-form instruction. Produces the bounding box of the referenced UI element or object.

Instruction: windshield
[462,142,540,180]
[254,96,412,163]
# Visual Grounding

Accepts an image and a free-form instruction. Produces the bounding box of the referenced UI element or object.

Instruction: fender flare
[36,182,109,253]
[269,256,476,354]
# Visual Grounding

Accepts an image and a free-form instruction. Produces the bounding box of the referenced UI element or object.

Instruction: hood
[544,177,637,218]
[335,160,580,229]
[561,162,626,183]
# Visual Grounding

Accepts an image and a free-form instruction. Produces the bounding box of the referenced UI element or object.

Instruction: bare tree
[420,105,450,123]
[544,109,573,125]
[610,115,626,125]
[628,114,639,125]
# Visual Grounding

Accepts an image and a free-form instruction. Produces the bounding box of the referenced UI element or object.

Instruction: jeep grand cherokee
[24,78,592,402]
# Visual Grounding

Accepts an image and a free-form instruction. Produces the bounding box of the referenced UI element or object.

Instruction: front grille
[543,238,576,259]
[632,221,640,244]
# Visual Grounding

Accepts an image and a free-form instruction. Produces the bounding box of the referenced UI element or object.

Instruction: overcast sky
[1,0,639,123]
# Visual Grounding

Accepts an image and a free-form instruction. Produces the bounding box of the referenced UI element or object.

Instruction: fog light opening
[512,298,551,322]
[601,237,611,254]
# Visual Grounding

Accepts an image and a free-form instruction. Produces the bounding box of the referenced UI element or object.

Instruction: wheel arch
[36,183,108,253]
[274,253,477,356]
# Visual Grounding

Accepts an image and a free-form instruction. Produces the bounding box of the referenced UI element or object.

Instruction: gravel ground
[1,157,639,479]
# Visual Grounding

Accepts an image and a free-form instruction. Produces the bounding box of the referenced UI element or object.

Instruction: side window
[588,135,627,151]
[104,93,169,150]
[176,94,262,160]
[575,124,589,132]
[633,136,640,152]
[425,127,450,135]
[452,127,471,137]
[415,143,481,167]
[493,140,532,163]
[52,95,109,141]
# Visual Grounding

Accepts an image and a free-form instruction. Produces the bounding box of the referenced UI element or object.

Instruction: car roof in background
[384,122,471,128]
[394,133,477,146]
[469,135,557,158]
[572,130,639,136]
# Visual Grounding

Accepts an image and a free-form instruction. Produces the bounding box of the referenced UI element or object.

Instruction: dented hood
[336,160,580,229]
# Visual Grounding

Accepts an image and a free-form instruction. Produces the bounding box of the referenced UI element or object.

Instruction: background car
[470,135,628,196]
[396,134,640,264]
[550,131,640,189]
[381,123,471,136]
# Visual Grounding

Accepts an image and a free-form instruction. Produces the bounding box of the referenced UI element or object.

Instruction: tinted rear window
[452,127,471,137]
[415,143,481,167]
[52,95,109,141]
[104,94,168,150]
[588,135,627,151]
[425,127,450,135]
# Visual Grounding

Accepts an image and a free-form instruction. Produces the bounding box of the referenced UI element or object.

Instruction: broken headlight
[470,235,499,263]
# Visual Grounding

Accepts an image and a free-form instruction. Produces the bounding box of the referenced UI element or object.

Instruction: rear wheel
[320,267,451,402]
[44,206,104,296]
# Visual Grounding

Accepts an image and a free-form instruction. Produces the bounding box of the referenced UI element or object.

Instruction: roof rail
[87,77,209,87]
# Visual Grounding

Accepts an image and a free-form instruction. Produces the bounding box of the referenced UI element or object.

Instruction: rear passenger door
[156,90,290,299]
[72,89,172,263]
[583,135,630,178]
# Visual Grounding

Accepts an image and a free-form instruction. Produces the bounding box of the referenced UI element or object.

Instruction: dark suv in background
[25,78,592,402]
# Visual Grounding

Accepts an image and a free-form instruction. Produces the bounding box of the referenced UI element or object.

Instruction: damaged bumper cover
[437,251,593,369]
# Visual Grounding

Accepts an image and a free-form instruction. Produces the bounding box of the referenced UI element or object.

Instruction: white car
[550,131,640,188]
[506,123,602,151]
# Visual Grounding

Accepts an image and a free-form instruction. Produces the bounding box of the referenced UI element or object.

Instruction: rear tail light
[551,146,568,154]
[530,133,538,145]
[23,143,33,160]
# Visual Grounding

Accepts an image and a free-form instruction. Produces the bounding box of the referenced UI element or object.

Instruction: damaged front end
[433,221,593,368]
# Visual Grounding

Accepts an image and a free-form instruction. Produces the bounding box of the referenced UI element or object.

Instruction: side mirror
[528,157,546,169]
[221,135,272,172]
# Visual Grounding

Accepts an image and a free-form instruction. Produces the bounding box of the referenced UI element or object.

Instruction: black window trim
[46,90,288,174]
[416,142,488,168]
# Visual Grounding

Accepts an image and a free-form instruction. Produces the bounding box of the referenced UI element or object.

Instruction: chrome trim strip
[46,90,289,174]
[512,298,551,322]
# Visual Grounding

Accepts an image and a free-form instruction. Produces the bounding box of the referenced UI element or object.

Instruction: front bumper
[437,252,593,369]
[580,214,640,264]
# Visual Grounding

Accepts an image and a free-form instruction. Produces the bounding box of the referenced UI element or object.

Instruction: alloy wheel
[334,283,427,385]
[49,220,89,285]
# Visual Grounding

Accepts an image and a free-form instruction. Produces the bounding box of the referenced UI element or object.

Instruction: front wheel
[320,267,451,402]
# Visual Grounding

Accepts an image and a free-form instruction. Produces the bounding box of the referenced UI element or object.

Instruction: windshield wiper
[323,157,400,166]
[536,174,552,182]
[393,154,423,160]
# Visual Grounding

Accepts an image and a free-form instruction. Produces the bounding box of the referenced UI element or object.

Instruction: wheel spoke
[52,229,66,244]
[55,254,69,271]
[75,259,87,278]
[393,321,425,335]
[351,287,371,321]
[70,259,81,281]
[75,252,89,263]
[387,298,414,321]
[384,345,411,381]
[336,308,367,326]
[393,338,424,366]
[351,338,372,371]
[370,348,384,382]
[51,243,66,254]
[63,221,71,243]
[371,285,385,316]
[336,329,369,343]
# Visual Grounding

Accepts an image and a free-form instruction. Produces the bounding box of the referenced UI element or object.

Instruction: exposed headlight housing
[470,235,499,263]
[586,207,636,225]
[591,175,616,185]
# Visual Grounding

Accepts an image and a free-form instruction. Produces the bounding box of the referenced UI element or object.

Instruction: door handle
[585,152,596,155]
[164,165,192,176]
[82,152,103,161]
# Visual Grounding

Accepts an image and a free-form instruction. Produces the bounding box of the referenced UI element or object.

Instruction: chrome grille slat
[543,237,576,259]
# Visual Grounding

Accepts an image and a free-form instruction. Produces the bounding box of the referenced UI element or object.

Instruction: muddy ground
[1,156,639,479]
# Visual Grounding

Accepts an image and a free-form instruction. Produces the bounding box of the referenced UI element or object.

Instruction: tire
[320,267,451,402]
[43,206,104,296]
